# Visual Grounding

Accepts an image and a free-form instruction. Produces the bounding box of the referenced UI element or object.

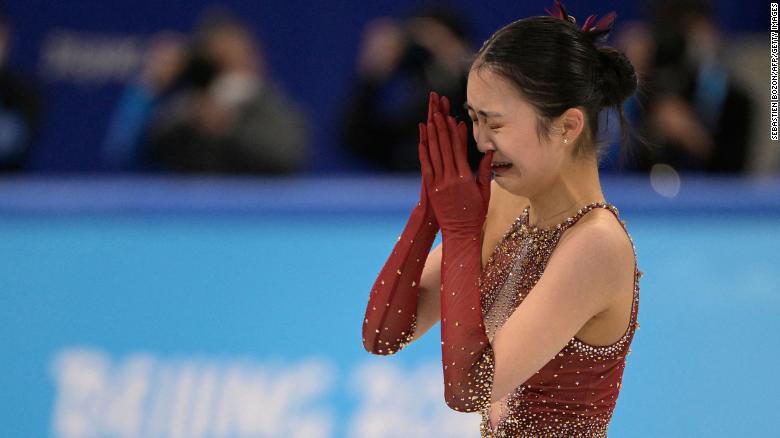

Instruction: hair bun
[596,47,637,106]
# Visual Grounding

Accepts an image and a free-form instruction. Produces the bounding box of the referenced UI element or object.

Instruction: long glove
[421,109,495,412]
[362,92,456,355]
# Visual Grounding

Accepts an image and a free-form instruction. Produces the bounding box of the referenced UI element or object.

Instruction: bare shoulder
[552,209,635,307]
[558,209,634,270]
[482,180,528,266]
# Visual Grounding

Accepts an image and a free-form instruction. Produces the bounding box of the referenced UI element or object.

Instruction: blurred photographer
[623,0,754,173]
[340,6,479,172]
[146,12,309,174]
[103,10,309,174]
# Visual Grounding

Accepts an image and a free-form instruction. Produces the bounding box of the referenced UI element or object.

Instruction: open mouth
[491,161,513,173]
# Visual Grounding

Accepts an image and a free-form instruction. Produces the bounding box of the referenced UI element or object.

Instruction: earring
[563,137,569,144]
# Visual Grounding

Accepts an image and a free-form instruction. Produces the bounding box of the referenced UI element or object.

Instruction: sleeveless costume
[478,202,641,437]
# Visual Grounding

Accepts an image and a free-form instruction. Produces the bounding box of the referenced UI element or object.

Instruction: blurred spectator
[0,10,41,172]
[340,6,480,172]
[608,0,754,173]
[102,31,187,171]
[103,10,309,174]
[597,22,654,173]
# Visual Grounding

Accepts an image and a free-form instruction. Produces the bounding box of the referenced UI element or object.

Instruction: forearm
[439,227,495,412]
[362,201,439,355]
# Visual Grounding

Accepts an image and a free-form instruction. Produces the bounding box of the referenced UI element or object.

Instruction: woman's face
[465,67,566,197]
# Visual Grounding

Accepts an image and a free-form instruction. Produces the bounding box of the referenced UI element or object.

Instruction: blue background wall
[1,0,767,172]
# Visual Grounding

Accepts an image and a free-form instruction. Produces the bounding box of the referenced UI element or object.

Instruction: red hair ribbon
[545,0,617,35]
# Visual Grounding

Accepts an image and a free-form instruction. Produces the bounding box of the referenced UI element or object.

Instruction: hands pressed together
[362,91,496,412]
[418,92,494,237]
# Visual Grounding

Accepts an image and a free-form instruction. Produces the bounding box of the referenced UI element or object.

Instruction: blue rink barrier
[0,175,778,438]
[0,174,779,215]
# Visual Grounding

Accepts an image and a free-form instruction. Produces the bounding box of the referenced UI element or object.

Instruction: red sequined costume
[479,202,641,437]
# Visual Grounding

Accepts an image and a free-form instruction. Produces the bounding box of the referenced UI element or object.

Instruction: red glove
[420,108,495,412]
[362,92,454,355]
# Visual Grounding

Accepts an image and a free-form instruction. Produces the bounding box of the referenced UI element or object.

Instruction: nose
[474,126,496,153]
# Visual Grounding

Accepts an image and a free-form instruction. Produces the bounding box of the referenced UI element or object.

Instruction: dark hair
[472,16,639,161]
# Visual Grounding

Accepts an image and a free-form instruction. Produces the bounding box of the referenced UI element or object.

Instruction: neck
[527,157,605,228]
